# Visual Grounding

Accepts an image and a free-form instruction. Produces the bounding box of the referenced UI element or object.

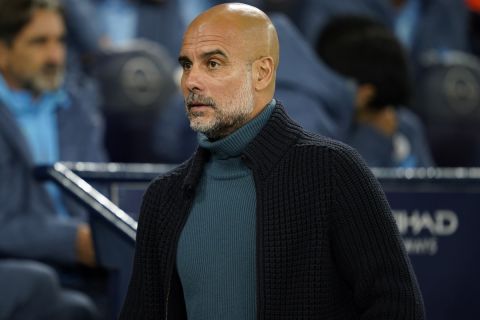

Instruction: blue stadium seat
[93,40,178,162]
[94,39,176,115]
[413,50,480,166]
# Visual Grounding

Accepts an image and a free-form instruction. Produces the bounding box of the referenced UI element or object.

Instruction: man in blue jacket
[0,0,106,317]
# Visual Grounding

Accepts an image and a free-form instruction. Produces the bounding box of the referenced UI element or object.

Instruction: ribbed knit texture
[120,102,425,320]
[176,101,275,319]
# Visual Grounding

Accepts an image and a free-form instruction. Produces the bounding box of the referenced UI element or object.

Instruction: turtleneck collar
[197,99,276,160]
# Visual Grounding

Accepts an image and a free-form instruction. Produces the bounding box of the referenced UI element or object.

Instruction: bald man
[120,3,424,319]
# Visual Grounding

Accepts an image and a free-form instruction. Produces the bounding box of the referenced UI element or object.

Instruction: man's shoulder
[294,128,373,173]
[263,102,364,166]
[144,160,191,196]
[152,161,189,182]
[295,129,359,158]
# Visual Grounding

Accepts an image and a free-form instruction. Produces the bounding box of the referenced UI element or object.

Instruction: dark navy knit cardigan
[120,102,425,320]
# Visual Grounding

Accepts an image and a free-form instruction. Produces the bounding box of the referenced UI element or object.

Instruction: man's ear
[252,56,274,91]
[356,84,376,110]
[0,41,8,71]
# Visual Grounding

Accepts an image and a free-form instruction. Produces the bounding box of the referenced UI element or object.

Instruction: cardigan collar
[182,100,302,194]
[242,101,303,179]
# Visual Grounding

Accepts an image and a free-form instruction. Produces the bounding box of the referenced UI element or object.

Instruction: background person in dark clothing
[315,15,434,167]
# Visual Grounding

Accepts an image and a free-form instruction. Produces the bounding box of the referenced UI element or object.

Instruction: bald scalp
[186,3,279,68]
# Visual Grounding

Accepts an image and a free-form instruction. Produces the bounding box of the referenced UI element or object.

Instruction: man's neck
[1,72,42,100]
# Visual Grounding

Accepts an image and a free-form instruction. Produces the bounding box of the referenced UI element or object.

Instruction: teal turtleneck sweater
[176,100,276,320]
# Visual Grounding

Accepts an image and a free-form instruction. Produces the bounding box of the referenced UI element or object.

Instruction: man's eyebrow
[178,55,191,65]
[178,49,228,65]
[201,49,228,60]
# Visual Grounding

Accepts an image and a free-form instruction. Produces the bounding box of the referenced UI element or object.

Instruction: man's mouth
[188,102,214,110]
[186,92,216,113]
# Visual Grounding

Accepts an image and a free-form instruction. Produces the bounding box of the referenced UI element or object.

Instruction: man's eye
[181,62,192,70]
[208,61,219,69]
[30,37,48,45]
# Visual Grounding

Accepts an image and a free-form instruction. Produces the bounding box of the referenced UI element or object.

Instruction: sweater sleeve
[120,176,174,320]
[0,152,78,264]
[0,211,79,264]
[330,145,425,319]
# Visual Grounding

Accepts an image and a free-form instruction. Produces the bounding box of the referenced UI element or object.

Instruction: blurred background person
[0,0,107,315]
[285,0,468,67]
[315,15,434,167]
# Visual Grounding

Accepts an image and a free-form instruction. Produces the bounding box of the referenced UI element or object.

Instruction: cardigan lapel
[242,102,302,180]
[182,147,210,197]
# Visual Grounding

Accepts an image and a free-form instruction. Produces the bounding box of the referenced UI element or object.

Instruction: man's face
[179,21,256,139]
[0,9,66,94]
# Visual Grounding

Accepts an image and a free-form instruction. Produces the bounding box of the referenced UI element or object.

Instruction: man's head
[179,3,279,140]
[0,0,66,95]
[315,15,411,110]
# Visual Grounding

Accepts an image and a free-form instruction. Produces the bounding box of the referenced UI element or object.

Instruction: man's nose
[182,66,204,93]
[46,41,65,65]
